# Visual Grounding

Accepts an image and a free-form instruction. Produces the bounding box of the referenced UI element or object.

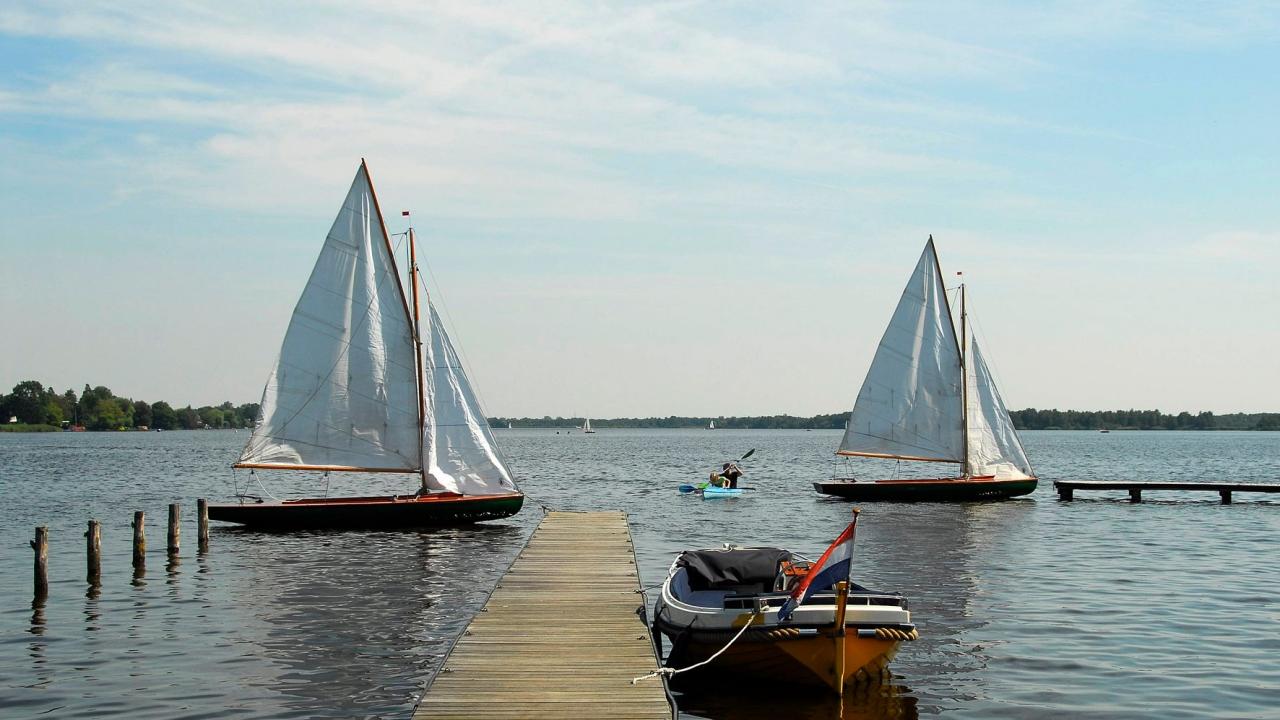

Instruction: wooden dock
[413,511,673,720]
[1055,481,1280,503]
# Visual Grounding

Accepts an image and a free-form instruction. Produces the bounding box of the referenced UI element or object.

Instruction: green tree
[235,403,259,428]
[177,406,201,429]
[133,400,153,428]
[8,380,47,424]
[151,401,177,430]
[90,398,127,430]
[42,398,64,425]
[198,406,224,429]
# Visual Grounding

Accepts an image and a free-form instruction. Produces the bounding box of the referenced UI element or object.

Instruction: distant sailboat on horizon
[583,418,596,434]
[708,420,716,430]
[814,237,1037,502]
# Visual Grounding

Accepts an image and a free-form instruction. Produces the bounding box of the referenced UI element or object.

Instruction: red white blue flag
[778,513,859,621]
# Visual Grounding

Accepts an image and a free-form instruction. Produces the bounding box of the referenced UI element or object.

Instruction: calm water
[1,429,1278,719]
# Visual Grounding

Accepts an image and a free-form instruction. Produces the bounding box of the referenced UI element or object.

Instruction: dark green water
[1,429,1277,718]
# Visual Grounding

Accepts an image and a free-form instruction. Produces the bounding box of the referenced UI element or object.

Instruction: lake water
[1,429,1278,719]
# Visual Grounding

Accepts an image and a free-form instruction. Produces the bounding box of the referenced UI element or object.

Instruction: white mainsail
[422,302,517,495]
[237,164,421,472]
[838,240,965,463]
[965,335,1034,480]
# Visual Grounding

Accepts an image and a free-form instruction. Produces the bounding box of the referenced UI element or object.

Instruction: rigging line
[252,470,281,502]
[632,610,763,684]
[966,304,1035,470]
[416,256,497,427]
[252,230,409,448]
[415,269,520,479]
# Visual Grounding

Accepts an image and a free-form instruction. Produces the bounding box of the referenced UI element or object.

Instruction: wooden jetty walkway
[413,510,673,720]
[1055,481,1280,503]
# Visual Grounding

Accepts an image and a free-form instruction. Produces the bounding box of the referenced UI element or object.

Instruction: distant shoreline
[488,409,1278,432]
[5,378,1277,434]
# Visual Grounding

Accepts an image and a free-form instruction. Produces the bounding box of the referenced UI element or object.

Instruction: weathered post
[1219,490,1232,505]
[167,503,180,556]
[197,498,210,553]
[132,511,146,569]
[86,520,102,586]
[32,526,49,599]
[1129,488,1142,503]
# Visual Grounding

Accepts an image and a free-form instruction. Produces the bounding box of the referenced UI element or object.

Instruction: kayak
[701,486,743,499]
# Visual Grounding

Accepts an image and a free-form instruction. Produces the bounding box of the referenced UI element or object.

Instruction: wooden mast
[960,282,970,479]
[409,226,429,493]
[930,236,968,479]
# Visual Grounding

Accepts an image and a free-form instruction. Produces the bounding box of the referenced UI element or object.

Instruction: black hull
[207,492,523,529]
[814,477,1036,502]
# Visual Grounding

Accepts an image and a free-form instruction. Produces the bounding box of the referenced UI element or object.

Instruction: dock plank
[413,511,672,720]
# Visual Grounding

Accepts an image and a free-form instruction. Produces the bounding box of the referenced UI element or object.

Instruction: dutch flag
[778,512,859,621]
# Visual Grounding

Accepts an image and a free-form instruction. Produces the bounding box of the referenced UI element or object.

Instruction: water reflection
[225,524,523,718]
[678,681,919,720]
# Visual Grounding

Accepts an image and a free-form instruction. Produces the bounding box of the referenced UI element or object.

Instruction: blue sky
[1,1,1277,416]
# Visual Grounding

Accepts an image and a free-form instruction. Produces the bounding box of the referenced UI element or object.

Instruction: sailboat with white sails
[208,161,523,528]
[814,237,1036,501]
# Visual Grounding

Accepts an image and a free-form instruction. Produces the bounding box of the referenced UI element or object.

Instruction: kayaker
[721,462,743,489]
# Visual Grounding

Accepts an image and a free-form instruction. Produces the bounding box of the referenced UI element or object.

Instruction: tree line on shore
[491,409,1279,431]
[0,380,259,431]
[4,379,1276,432]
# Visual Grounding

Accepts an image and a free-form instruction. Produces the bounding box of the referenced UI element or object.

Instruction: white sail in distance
[237,164,422,472]
[965,334,1034,480]
[422,302,518,495]
[838,240,965,463]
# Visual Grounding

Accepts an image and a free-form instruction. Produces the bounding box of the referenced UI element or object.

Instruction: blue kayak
[701,486,743,499]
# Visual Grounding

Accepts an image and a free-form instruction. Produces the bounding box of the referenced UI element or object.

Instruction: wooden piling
[86,520,102,586]
[1129,488,1142,503]
[167,503,180,556]
[197,498,210,552]
[132,511,146,568]
[32,526,49,599]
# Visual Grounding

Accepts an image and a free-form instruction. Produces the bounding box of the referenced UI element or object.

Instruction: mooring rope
[631,609,762,685]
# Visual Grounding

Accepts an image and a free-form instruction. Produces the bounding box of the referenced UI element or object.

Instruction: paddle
[678,449,757,492]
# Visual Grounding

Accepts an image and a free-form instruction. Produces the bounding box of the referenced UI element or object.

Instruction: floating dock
[1055,481,1280,503]
[413,510,673,720]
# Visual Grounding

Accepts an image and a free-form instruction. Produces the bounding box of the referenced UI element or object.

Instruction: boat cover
[677,548,793,592]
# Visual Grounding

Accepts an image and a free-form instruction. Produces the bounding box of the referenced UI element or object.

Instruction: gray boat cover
[677,547,794,591]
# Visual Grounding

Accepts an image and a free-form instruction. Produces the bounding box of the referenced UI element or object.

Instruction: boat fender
[870,627,919,641]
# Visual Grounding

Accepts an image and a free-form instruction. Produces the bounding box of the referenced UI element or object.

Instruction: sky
[1,1,1278,417]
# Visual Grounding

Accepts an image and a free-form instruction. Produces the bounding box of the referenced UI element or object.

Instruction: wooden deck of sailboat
[413,511,672,720]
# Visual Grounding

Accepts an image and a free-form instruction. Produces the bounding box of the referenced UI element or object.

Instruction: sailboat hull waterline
[207,492,524,530]
[814,476,1036,502]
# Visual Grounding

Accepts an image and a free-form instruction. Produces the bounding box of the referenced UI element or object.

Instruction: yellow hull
[670,631,902,693]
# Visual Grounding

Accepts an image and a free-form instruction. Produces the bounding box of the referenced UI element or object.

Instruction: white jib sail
[965,336,1034,480]
[237,165,421,471]
[838,240,965,463]
[422,302,518,495]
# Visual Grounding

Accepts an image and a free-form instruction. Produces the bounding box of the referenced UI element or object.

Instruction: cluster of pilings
[30,499,211,602]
